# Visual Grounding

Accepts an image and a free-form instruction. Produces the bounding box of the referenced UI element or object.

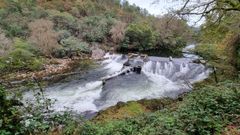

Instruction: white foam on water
[189,68,211,83]
[23,52,211,114]
[24,81,103,113]
[102,53,127,74]
[142,67,190,96]
[96,72,189,111]
[180,63,190,74]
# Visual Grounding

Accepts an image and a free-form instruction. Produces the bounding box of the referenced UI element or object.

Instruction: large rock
[91,48,105,60]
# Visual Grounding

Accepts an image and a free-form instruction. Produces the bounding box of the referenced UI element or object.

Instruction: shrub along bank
[80,80,240,135]
[1,79,239,135]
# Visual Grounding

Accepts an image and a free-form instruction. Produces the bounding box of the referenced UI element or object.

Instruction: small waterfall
[142,60,209,83]
[103,53,128,74]
[23,52,211,115]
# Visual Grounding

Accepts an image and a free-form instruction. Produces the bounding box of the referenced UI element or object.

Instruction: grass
[94,102,148,122]
[80,80,240,135]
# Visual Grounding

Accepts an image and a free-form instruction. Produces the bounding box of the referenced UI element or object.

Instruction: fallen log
[101,67,134,81]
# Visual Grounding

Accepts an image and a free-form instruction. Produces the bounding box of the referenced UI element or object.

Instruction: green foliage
[123,23,156,51]
[0,12,29,38]
[0,84,83,135]
[53,36,90,58]
[47,9,78,32]
[0,38,44,72]
[0,0,190,54]
[4,0,36,10]
[74,1,107,16]
[198,12,240,72]
[80,15,116,42]
[0,86,22,135]
[80,81,240,135]
[21,88,82,134]
[30,6,48,19]
[176,83,240,135]
[195,44,221,60]
[156,36,187,53]
[61,36,90,53]
[199,25,229,44]
[154,14,190,51]
[58,30,71,41]
[0,0,38,38]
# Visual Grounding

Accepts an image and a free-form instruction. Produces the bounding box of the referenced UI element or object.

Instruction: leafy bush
[80,81,240,135]
[0,86,22,135]
[53,36,90,58]
[74,0,106,16]
[0,38,44,72]
[60,36,90,53]
[0,1,38,38]
[0,1,49,38]
[58,30,71,41]
[37,0,74,11]
[0,11,29,37]
[155,14,191,46]
[80,15,116,42]
[47,9,78,32]
[176,81,240,134]
[156,35,186,53]
[123,23,156,51]
[30,6,48,19]
[0,85,83,135]
[195,44,225,60]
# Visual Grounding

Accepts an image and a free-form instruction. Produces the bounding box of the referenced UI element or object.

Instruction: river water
[24,45,211,116]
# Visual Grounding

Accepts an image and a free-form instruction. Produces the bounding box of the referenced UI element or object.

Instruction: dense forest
[0,0,240,135]
[0,0,191,75]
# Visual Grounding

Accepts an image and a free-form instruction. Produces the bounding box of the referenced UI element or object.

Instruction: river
[23,44,211,117]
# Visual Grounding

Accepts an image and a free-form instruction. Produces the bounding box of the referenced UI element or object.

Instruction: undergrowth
[80,80,240,135]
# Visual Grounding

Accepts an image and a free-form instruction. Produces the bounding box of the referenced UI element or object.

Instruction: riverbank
[80,74,240,135]
[82,43,240,134]
[0,54,94,88]
[2,47,239,135]
[91,42,239,123]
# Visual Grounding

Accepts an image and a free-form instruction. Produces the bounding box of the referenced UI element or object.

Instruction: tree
[154,14,191,42]
[153,14,191,50]
[153,0,240,24]
[80,15,116,42]
[28,19,59,57]
[123,23,156,51]
[110,21,127,44]
[179,0,240,24]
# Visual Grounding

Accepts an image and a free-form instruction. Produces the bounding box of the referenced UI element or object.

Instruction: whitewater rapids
[24,49,211,115]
